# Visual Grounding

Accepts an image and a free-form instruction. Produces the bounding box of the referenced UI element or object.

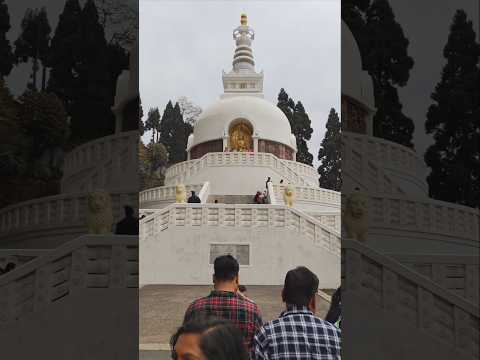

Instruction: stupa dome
[188,95,295,152]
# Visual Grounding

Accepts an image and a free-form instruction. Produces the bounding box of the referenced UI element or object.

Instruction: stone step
[207,194,259,204]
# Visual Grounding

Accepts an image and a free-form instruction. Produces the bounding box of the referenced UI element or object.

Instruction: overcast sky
[139,0,341,167]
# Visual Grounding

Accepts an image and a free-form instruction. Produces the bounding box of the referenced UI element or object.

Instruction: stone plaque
[209,244,250,265]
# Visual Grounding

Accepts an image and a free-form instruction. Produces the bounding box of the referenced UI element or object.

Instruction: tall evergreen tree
[277,88,313,165]
[424,10,480,208]
[69,0,114,144]
[47,0,82,111]
[14,8,51,90]
[145,107,160,143]
[318,108,342,191]
[0,0,14,78]
[364,0,414,147]
[293,101,313,165]
[343,0,414,148]
[159,101,192,165]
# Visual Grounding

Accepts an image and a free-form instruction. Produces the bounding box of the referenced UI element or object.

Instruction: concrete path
[140,285,333,348]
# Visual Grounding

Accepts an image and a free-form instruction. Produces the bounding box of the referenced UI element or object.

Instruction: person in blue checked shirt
[251,266,341,359]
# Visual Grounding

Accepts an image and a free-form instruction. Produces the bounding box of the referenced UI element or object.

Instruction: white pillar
[223,136,229,151]
[253,136,259,152]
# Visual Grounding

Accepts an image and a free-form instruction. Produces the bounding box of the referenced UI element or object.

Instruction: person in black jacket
[187,191,201,203]
[115,205,139,235]
[325,286,341,327]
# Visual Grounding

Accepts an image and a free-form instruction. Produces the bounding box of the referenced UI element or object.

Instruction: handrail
[198,181,210,203]
[343,239,479,357]
[63,130,138,176]
[164,152,316,187]
[363,193,480,242]
[266,181,277,205]
[271,184,341,206]
[139,184,203,204]
[140,203,341,256]
[0,191,137,233]
[0,235,138,324]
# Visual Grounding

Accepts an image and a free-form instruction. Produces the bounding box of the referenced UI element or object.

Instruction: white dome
[189,96,295,150]
[341,21,375,110]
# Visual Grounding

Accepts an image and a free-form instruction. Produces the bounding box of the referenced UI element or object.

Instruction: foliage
[424,10,480,208]
[48,0,128,146]
[16,90,68,157]
[343,0,415,147]
[0,0,14,78]
[139,141,168,190]
[277,88,313,165]
[318,108,341,191]
[145,107,160,143]
[95,0,138,47]
[14,7,51,90]
[177,96,202,126]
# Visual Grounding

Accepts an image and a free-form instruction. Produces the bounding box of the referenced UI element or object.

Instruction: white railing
[272,184,341,207]
[310,213,341,232]
[365,194,480,242]
[164,152,315,188]
[388,253,479,305]
[61,131,138,193]
[0,235,138,325]
[343,239,479,359]
[198,181,211,203]
[140,203,341,257]
[266,181,277,205]
[0,191,137,234]
[139,184,203,205]
[63,131,138,177]
[282,159,318,182]
[342,131,427,194]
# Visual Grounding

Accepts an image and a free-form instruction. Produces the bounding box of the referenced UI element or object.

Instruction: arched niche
[228,118,254,151]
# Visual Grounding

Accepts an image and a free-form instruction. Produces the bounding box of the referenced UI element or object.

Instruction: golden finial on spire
[240,13,247,25]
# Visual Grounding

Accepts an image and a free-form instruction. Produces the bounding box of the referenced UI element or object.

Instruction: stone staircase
[206,194,256,204]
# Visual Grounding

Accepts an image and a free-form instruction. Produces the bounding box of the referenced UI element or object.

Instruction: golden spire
[240,13,247,25]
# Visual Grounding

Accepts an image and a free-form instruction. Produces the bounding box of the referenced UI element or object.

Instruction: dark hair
[214,255,239,281]
[238,285,247,293]
[170,316,248,360]
[124,205,134,216]
[282,266,319,307]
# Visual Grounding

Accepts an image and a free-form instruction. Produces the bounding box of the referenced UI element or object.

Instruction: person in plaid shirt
[183,255,263,352]
[251,266,341,359]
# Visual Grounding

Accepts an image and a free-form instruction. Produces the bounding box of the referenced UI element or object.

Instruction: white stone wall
[140,204,340,288]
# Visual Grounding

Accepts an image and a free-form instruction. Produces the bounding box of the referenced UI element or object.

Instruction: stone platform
[140,285,333,346]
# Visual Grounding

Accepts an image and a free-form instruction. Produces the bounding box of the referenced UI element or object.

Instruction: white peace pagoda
[139,15,341,287]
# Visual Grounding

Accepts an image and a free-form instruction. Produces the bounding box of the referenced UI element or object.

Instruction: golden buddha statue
[230,122,253,151]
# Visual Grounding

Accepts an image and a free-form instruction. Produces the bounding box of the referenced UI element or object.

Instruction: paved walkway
[140,285,333,347]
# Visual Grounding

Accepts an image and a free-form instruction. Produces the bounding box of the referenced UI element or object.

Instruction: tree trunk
[41,65,47,91]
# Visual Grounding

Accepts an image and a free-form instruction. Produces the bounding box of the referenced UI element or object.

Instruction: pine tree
[277,89,313,164]
[424,10,480,208]
[145,107,160,143]
[343,0,414,148]
[293,101,313,165]
[158,101,193,165]
[318,108,342,191]
[363,0,414,147]
[70,0,113,144]
[0,0,14,78]
[14,8,51,90]
[47,0,82,111]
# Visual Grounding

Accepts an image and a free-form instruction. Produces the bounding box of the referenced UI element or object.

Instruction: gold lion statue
[86,190,113,234]
[343,192,368,243]
[175,184,187,203]
[283,185,295,207]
